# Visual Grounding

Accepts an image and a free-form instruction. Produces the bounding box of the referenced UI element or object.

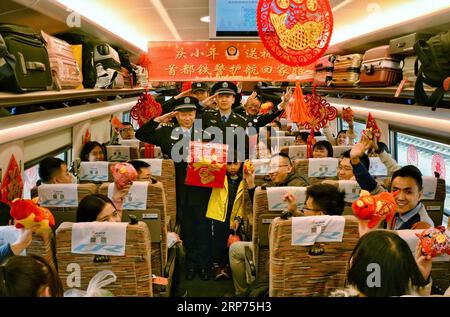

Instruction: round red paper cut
[257,0,333,67]
[431,154,446,179]
[407,144,418,166]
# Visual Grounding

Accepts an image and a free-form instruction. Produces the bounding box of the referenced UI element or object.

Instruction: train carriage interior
[0,0,449,299]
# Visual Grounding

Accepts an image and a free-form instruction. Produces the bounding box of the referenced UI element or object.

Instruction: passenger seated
[37,157,74,185]
[128,160,152,181]
[264,152,309,188]
[119,122,135,140]
[293,131,309,145]
[322,113,356,145]
[229,183,345,296]
[330,230,432,297]
[350,137,434,230]
[76,194,121,223]
[270,120,282,130]
[312,140,333,158]
[0,254,63,297]
[283,183,346,216]
[80,141,106,162]
[338,150,369,181]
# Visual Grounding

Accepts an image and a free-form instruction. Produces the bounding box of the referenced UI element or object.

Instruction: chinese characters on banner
[147,42,315,81]
[185,141,228,188]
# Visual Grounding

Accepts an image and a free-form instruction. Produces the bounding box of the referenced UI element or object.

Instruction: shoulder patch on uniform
[234,113,246,120]
[160,122,174,127]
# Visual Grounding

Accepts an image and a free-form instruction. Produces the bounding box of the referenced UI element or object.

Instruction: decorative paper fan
[130,90,162,127]
[257,0,333,66]
[0,155,23,204]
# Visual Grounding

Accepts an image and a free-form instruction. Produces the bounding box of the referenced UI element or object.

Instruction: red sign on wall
[147,41,314,81]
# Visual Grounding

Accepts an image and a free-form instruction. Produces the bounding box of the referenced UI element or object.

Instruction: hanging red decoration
[131,89,163,127]
[432,154,446,179]
[364,113,381,142]
[83,129,91,145]
[0,155,23,204]
[257,0,333,67]
[302,87,338,130]
[306,128,316,158]
[407,145,418,166]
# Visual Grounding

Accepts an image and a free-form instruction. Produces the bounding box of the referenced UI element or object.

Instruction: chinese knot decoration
[131,89,162,127]
[257,0,334,67]
[288,83,337,157]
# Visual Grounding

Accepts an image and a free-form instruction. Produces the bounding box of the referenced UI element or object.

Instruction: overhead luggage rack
[301,86,450,104]
[0,87,147,108]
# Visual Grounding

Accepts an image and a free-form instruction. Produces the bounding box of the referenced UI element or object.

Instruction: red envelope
[185,142,227,188]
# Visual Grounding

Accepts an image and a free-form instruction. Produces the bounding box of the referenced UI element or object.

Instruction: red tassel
[145,144,155,158]
[306,129,316,159]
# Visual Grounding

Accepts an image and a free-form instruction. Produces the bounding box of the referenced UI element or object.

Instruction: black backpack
[414,30,450,110]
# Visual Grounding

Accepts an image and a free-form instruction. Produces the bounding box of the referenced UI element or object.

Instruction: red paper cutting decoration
[83,129,91,145]
[257,0,334,67]
[407,144,418,166]
[0,155,23,204]
[364,112,381,142]
[432,154,446,179]
[131,90,163,127]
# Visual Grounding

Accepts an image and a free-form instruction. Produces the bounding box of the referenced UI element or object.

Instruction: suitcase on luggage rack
[331,54,363,87]
[360,45,402,87]
[313,54,335,87]
[0,23,53,92]
[41,30,82,90]
[94,43,121,71]
[55,33,98,88]
[389,33,434,56]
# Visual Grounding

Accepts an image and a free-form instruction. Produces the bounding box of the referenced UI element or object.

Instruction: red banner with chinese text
[185,141,228,188]
[147,41,315,82]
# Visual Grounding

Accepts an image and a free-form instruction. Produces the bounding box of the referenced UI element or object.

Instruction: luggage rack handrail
[0,87,149,108]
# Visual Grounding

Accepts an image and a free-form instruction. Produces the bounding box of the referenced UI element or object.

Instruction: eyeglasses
[268,164,289,173]
[121,127,134,132]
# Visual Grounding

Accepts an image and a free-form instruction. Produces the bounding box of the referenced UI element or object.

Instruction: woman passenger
[80,141,106,162]
[331,230,432,297]
[0,254,63,297]
[312,140,333,158]
[76,194,121,222]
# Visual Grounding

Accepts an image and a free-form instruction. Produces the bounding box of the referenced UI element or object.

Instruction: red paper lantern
[257,0,333,67]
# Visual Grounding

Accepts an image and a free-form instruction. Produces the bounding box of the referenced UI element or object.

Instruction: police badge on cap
[212,81,237,95]
[173,96,199,111]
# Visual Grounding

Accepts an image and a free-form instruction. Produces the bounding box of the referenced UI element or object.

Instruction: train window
[340,118,366,140]
[393,131,450,223]
[23,148,71,199]
[122,111,131,123]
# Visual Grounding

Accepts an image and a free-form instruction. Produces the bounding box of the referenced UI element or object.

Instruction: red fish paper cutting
[257,0,334,67]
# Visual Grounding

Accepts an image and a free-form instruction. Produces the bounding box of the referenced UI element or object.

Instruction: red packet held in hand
[342,107,354,122]
[185,142,227,188]
[111,163,137,189]
[352,190,397,228]
[416,226,450,257]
